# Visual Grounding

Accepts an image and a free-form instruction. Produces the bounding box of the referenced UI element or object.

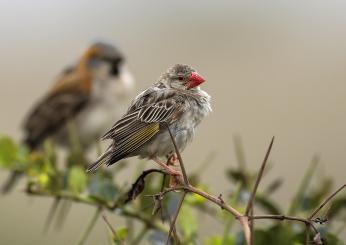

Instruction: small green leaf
[205,235,235,245]
[113,227,128,244]
[68,166,87,194]
[0,136,17,168]
[185,186,207,206]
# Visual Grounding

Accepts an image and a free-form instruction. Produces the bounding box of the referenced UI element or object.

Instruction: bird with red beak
[88,64,211,177]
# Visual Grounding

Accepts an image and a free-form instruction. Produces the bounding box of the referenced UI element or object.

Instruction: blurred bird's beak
[187,72,205,89]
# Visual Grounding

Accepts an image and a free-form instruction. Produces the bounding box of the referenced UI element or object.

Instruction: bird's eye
[177,76,184,81]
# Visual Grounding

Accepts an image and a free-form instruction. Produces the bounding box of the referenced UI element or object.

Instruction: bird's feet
[152,157,181,176]
[166,153,178,165]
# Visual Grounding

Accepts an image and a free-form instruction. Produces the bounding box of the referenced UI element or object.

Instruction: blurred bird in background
[1,41,134,193]
[87,64,211,176]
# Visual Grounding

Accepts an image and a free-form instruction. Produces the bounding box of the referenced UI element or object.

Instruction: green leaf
[113,227,128,244]
[68,166,87,194]
[205,235,235,245]
[0,136,17,168]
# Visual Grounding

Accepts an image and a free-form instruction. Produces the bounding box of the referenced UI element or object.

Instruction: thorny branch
[157,131,345,245]
[245,137,275,216]
[23,132,345,245]
[308,184,346,220]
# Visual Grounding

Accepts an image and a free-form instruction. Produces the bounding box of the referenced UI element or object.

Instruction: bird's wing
[100,88,186,162]
[23,69,91,149]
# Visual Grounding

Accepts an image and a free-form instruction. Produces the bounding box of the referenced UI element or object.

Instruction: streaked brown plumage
[1,42,134,194]
[23,42,133,150]
[87,64,211,174]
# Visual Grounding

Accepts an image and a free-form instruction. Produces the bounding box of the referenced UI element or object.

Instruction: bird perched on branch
[1,41,134,193]
[87,64,211,176]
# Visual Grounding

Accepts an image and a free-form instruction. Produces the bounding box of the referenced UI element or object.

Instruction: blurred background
[1,0,346,244]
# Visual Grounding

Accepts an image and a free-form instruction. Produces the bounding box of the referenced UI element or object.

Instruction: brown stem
[250,215,318,234]
[165,192,186,245]
[165,123,189,185]
[308,184,346,220]
[305,224,310,245]
[249,208,254,245]
[102,215,124,245]
[245,137,274,216]
[186,185,242,217]
[239,216,251,245]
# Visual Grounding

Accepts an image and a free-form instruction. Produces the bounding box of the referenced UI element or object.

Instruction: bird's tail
[86,147,113,172]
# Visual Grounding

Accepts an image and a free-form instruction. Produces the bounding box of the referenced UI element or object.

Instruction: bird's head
[84,42,124,77]
[81,41,134,91]
[160,64,206,92]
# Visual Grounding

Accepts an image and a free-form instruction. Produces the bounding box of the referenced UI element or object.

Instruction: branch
[165,123,189,185]
[245,137,275,216]
[250,214,319,234]
[163,124,191,243]
[102,215,125,245]
[308,184,346,220]
[165,192,186,245]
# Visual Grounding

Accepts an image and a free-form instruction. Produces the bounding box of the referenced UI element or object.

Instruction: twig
[308,184,346,220]
[163,124,191,244]
[186,185,242,217]
[165,123,189,185]
[165,192,187,245]
[305,224,310,245]
[249,207,254,245]
[238,216,251,245]
[250,215,319,234]
[245,137,275,216]
[102,215,124,245]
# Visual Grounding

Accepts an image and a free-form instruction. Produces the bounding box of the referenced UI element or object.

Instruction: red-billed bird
[87,64,211,175]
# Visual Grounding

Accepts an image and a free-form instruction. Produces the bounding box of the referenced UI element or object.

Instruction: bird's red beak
[186,72,205,89]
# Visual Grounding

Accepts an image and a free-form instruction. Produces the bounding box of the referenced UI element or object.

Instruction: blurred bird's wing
[87,88,186,171]
[23,68,92,149]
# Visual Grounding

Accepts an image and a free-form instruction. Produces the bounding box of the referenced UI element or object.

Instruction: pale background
[0,0,346,244]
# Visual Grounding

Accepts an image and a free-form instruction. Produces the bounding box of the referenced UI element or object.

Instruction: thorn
[218,194,225,209]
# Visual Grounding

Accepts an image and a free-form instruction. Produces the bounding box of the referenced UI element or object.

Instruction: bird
[23,41,134,150]
[1,41,134,193]
[87,64,211,176]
